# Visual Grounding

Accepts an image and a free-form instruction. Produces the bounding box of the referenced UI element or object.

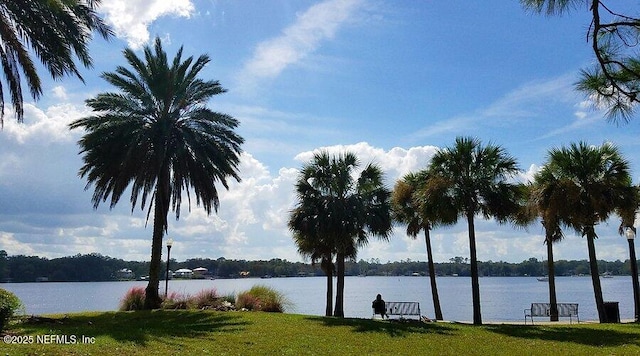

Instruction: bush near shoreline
[119,285,290,313]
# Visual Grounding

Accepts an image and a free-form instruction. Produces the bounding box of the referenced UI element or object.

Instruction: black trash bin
[603,301,620,323]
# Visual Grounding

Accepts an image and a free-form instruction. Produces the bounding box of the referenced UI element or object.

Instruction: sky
[1,0,640,265]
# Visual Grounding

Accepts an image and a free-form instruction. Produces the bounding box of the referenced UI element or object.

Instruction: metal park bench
[373,301,421,320]
[524,303,579,324]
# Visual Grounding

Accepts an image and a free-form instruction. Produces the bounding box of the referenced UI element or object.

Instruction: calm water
[2,276,637,322]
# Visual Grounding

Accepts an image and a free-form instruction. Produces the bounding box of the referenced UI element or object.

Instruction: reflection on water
[1,276,636,322]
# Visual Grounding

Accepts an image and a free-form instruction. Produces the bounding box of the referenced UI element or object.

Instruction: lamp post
[625,227,640,322]
[165,238,173,299]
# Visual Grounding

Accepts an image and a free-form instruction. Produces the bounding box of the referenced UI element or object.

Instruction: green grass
[1,311,640,355]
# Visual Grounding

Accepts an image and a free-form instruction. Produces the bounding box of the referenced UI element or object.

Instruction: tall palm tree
[427,136,522,325]
[288,151,392,318]
[616,186,640,323]
[391,170,457,321]
[539,142,634,323]
[69,37,243,309]
[289,151,339,316]
[528,174,569,322]
[289,175,336,316]
[0,0,112,124]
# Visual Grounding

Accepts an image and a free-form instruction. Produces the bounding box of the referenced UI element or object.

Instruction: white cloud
[484,74,577,119]
[237,0,365,92]
[520,164,541,184]
[0,141,443,262]
[536,110,604,140]
[99,0,194,48]
[1,103,87,145]
[0,121,630,264]
[0,232,37,256]
[294,142,439,184]
[411,74,581,141]
[51,86,68,101]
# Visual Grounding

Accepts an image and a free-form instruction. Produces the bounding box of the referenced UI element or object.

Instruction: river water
[2,276,637,322]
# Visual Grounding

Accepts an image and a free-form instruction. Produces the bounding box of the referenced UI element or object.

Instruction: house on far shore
[193,267,208,279]
[174,268,193,279]
[116,268,134,280]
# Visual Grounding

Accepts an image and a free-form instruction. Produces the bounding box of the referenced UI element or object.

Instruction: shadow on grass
[303,316,457,337]
[18,310,249,346]
[485,324,640,347]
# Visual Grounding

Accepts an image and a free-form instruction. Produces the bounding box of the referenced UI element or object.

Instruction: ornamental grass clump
[236,285,290,312]
[119,286,146,311]
[0,288,23,332]
[162,291,191,310]
[192,288,221,309]
[222,293,236,304]
[236,293,261,311]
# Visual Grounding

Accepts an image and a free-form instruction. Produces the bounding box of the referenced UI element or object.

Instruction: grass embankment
[1,311,639,355]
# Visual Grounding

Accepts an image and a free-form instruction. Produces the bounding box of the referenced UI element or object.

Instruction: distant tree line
[0,251,635,283]
[364,257,634,278]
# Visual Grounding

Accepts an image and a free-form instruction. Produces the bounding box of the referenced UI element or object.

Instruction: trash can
[603,301,620,323]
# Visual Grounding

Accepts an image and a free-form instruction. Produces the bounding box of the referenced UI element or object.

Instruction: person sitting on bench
[372,294,387,319]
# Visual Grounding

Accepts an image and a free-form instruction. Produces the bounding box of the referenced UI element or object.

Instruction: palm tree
[528,174,569,322]
[538,142,634,323]
[69,37,243,309]
[427,136,522,325]
[617,186,640,323]
[288,151,392,318]
[0,0,112,124]
[291,232,335,316]
[391,170,457,321]
[289,175,336,316]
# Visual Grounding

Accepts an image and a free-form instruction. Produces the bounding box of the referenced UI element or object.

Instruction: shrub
[236,285,290,312]
[162,291,191,310]
[0,289,23,332]
[222,293,236,304]
[192,288,221,309]
[236,292,261,311]
[119,286,146,311]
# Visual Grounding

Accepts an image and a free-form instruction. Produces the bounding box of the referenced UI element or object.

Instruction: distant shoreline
[0,252,635,283]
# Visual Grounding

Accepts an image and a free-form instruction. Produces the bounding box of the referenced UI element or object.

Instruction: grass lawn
[1,310,639,355]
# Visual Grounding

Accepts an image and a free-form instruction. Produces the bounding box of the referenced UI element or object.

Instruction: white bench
[373,301,421,320]
[524,303,579,324]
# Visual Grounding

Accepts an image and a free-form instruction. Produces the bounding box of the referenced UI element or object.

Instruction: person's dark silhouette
[372,293,387,319]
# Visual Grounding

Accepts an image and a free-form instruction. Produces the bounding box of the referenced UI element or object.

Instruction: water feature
[2,275,636,322]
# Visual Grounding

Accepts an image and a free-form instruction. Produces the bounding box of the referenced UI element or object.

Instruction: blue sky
[1,0,639,265]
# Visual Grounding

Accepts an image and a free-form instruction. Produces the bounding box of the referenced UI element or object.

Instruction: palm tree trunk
[586,226,606,322]
[546,239,558,322]
[144,168,170,310]
[467,213,482,325]
[334,252,345,318]
[424,228,443,320]
[321,256,333,317]
[144,196,167,309]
